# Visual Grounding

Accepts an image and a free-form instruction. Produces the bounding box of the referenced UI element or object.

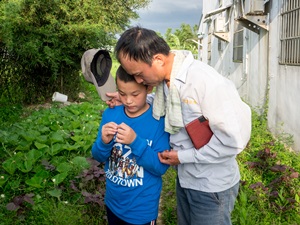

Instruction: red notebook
[185,116,213,149]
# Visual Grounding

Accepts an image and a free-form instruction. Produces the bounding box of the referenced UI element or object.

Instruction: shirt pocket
[181,97,202,125]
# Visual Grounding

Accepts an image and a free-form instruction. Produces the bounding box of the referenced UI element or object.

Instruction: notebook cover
[185,116,213,149]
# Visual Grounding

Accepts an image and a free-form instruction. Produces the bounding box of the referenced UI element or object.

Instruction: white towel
[153,51,185,134]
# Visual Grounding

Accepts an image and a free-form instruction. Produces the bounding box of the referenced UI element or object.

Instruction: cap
[81,49,116,101]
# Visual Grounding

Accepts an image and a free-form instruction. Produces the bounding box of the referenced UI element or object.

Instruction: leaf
[6,202,19,211]
[56,162,73,173]
[23,193,35,205]
[41,160,56,171]
[25,176,45,188]
[39,126,51,133]
[290,172,299,179]
[81,140,93,152]
[249,182,266,190]
[71,156,90,170]
[70,121,81,129]
[50,124,61,131]
[27,149,43,162]
[48,143,63,156]
[25,169,49,189]
[295,194,300,203]
[0,130,8,144]
[20,130,41,142]
[52,172,68,185]
[6,134,19,145]
[0,174,9,187]
[63,142,81,151]
[50,132,64,143]
[7,180,21,190]
[34,141,48,149]
[68,108,80,115]
[18,160,33,173]
[270,165,288,172]
[70,135,83,142]
[35,135,48,144]
[2,153,23,175]
[15,140,32,151]
[47,189,62,199]
[35,169,51,179]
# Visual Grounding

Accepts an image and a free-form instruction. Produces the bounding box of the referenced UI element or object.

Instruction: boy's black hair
[114,26,170,66]
[116,65,136,83]
[116,65,148,88]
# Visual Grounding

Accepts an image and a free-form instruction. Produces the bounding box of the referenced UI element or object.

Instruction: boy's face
[119,53,166,87]
[116,78,151,117]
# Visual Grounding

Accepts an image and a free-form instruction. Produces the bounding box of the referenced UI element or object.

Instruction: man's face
[119,54,165,87]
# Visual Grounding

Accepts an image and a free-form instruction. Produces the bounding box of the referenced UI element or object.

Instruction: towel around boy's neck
[152,51,185,134]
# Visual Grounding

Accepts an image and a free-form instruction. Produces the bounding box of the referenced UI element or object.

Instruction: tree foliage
[0,0,149,104]
[165,23,199,54]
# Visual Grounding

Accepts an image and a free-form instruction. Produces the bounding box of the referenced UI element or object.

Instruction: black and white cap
[81,49,116,101]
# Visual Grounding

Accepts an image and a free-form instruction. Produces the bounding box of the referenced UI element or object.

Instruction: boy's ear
[147,86,154,94]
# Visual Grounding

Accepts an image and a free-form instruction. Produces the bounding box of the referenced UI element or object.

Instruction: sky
[130,0,203,35]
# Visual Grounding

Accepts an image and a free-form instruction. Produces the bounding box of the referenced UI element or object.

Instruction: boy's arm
[91,110,114,162]
[129,118,170,176]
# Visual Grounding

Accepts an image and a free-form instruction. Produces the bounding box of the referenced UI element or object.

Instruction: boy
[92,66,170,225]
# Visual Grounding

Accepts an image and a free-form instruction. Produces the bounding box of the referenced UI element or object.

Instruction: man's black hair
[114,26,170,66]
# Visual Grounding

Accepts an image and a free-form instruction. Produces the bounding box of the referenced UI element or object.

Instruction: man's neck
[164,52,175,87]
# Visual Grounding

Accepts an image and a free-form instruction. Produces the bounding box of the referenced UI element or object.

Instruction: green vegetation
[0,0,149,104]
[165,23,199,55]
[1,1,298,224]
[0,85,107,224]
[0,85,299,224]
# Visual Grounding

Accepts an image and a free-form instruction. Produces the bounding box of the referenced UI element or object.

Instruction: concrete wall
[267,0,300,150]
[200,0,300,152]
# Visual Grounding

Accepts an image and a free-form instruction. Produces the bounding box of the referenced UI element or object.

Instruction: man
[109,26,251,225]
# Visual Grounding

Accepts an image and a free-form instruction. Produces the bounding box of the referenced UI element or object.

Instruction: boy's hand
[106,92,122,108]
[158,150,180,165]
[115,123,136,145]
[101,122,118,144]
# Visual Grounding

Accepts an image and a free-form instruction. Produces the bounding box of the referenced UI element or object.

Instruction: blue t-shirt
[92,104,170,224]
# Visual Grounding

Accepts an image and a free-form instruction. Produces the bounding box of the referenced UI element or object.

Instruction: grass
[0,84,299,224]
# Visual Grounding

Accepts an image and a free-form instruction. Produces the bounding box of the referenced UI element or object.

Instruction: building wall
[200,0,300,152]
[268,0,300,150]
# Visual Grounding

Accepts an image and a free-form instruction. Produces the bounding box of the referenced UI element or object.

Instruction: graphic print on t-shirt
[105,143,144,187]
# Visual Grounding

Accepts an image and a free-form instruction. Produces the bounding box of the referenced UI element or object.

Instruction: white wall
[268,0,300,150]
[200,0,300,152]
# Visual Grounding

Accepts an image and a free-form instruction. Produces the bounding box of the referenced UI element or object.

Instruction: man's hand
[158,150,180,166]
[106,92,122,108]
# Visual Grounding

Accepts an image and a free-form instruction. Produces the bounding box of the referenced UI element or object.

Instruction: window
[280,0,300,65]
[233,22,244,62]
[207,23,213,62]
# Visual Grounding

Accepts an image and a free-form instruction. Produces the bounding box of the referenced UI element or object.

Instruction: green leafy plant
[1,87,300,224]
[0,97,108,223]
